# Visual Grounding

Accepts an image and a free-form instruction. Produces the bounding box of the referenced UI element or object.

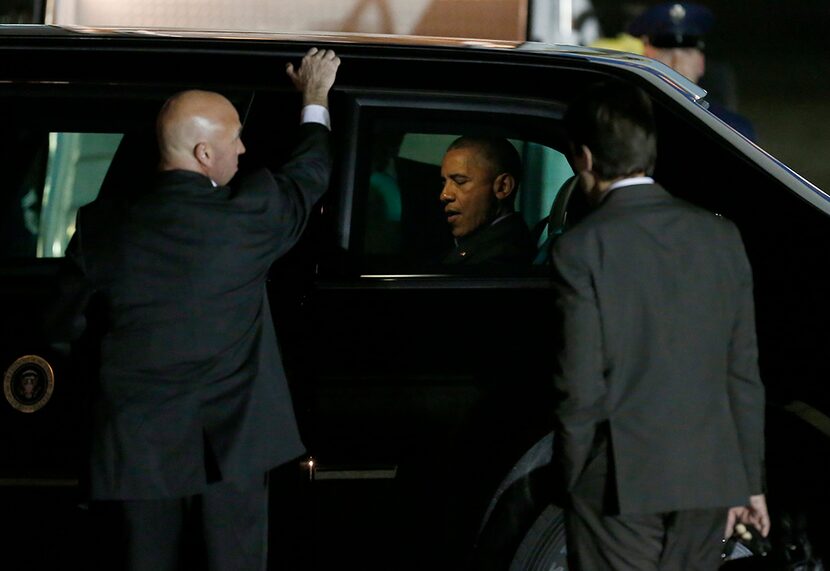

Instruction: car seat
[531,175,581,265]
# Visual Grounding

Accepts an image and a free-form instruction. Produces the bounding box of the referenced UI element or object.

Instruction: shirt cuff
[301,105,331,130]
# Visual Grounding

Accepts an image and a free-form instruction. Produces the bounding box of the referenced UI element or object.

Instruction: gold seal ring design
[3,355,55,413]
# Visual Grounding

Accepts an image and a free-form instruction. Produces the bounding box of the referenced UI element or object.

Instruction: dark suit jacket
[54,122,331,500]
[442,212,534,269]
[551,183,765,515]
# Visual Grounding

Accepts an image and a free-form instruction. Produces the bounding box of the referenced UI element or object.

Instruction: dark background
[706,0,830,193]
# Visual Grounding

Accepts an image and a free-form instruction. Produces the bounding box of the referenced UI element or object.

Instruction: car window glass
[358,127,573,274]
[1,131,122,259]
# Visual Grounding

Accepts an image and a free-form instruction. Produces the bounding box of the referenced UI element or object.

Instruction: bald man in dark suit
[551,81,768,570]
[50,48,339,571]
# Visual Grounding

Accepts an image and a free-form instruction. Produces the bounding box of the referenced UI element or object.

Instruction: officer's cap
[627,2,714,50]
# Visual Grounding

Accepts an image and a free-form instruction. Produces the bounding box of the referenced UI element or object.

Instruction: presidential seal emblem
[3,355,55,413]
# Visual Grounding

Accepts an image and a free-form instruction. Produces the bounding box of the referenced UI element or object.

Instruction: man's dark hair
[446,136,523,191]
[564,82,657,179]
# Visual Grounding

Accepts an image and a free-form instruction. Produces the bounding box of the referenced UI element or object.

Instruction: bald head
[157,90,245,186]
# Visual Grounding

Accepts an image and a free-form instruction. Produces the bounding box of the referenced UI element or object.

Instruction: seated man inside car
[439,136,534,269]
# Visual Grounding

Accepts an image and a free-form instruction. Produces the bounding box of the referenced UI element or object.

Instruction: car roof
[2,24,702,92]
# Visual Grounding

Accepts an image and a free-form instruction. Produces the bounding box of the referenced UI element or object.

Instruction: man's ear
[573,144,593,174]
[493,173,516,200]
[194,142,211,167]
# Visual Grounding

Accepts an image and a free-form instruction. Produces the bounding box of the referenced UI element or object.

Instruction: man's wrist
[303,90,329,108]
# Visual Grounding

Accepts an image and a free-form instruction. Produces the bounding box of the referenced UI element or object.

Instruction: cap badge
[670,3,687,24]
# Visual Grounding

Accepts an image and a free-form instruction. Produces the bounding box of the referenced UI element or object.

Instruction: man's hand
[285,47,340,108]
[725,494,771,538]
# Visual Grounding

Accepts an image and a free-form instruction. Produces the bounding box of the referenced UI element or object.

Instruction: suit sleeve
[726,225,766,494]
[550,232,608,491]
[242,122,332,258]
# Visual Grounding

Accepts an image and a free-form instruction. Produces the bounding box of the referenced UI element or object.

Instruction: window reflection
[1,131,122,259]
[40,132,122,257]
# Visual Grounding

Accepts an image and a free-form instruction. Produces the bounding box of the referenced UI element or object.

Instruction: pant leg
[201,472,269,571]
[659,508,729,571]
[564,433,664,571]
[121,498,186,571]
[566,496,665,571]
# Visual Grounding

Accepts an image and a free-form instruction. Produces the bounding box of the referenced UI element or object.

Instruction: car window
[43,133,123,257]
[1,130,122,259]
[350,114,573,276]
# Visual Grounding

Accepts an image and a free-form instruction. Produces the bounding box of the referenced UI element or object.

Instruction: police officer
[628,2,757,141]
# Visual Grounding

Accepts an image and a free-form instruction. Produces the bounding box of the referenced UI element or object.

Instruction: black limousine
[1,24,828,570]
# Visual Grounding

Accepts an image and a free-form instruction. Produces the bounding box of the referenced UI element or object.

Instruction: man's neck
[591,172,652,206]
[598,172,647,191]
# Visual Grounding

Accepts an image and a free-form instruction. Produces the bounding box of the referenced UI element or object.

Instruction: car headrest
[533,175,580,265]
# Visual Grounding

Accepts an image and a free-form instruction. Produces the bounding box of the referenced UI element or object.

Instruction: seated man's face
[440,146,499,238]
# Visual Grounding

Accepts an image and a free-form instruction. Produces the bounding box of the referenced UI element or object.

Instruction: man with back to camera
[628,1,757,142]
[439,136,534,269]
[550,80,769,569]
[47,47,339,570]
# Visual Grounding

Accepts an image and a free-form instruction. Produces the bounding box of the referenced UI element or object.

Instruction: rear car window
[1,132,122,258]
